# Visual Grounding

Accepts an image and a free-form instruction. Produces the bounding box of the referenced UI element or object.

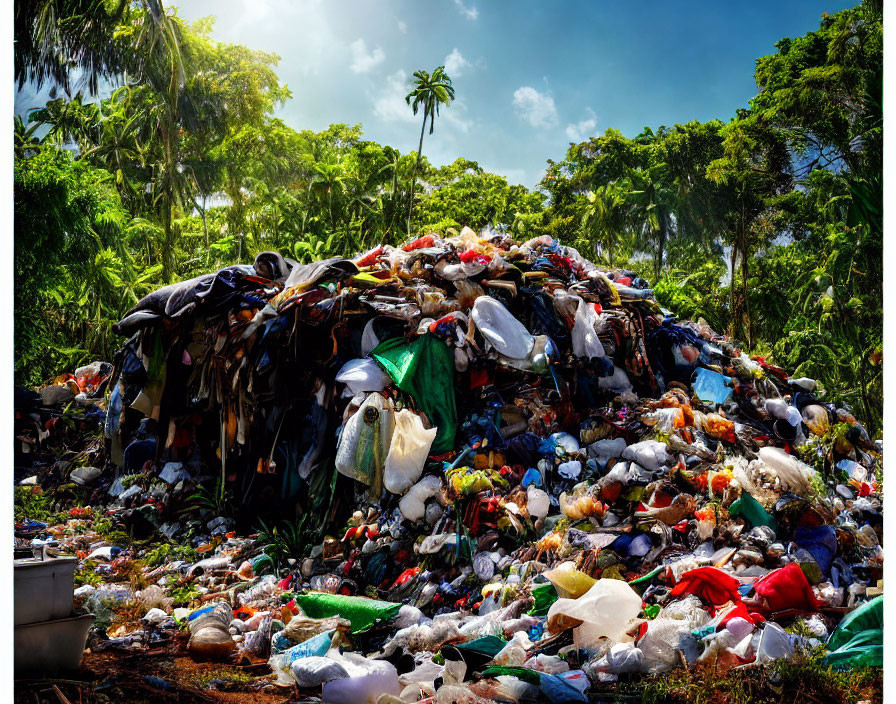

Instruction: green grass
[615,649,881,704]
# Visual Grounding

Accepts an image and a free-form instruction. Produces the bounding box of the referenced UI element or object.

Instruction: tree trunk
[201,194,208,250]
[161,121,175,284]
[655,208,667,282]
[728,243,738,339]
[407,110,428,236]
[741,233,751,348]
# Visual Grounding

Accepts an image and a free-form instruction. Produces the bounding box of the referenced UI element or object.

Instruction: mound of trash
[15,228,883,698]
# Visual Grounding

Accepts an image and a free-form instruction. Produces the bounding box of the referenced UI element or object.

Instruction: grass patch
[192,668,256,687]
[616,648,881,704]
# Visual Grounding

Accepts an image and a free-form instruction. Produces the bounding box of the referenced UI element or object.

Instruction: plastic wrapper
[384,410,437,495]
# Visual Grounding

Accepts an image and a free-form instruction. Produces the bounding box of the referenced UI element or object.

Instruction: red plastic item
[402,235,435,252]
[459,249,491,265]
[669,566,742,606]
[354,245,383,267]
[753,563,823,613]
[392,567,421,588]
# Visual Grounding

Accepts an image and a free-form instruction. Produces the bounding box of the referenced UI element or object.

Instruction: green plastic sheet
[824,595,883,669]
[729,491,777,531]
[371,334,457,453]
[292,592,401,633]
[528,582,559,616]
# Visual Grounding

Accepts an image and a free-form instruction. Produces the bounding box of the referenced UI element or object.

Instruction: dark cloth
[114,265,256,336]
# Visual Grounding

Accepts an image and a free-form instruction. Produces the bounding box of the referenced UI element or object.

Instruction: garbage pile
[16,228,883,699]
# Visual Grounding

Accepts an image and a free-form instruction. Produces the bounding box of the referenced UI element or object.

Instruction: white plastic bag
[384,410,438,495]
[471,296,534,359]
[335,358,392,396]
[290,656,349,687]
[622,440,670,472]
[547,578,643,647]
[322,657,401,704]
[398,474,443,522]
[571,296,606,359]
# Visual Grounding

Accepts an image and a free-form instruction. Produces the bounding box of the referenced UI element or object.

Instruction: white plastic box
[14,556,79,625]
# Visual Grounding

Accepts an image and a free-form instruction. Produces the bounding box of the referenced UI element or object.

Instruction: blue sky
[15,0,857,188]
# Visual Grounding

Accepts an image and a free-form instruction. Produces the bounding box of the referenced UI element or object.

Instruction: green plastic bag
[824,595,883,669]
[371,334,457,453]
[528,582,559,616]
[292,593,401,634]
[729,491,777,532]
[440,635,507,673]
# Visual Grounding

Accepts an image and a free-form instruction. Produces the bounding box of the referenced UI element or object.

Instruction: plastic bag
[547,578,643,647]
[322,660,401,704]
[335,393,395,499]
[384,410,437,495]
[753,563,822,612]
[335,358,392,396]
[290,656,349,687]
[571,297,605,359]
[691,367,733,408]
[398,474,443,522]
[292,593,402,634]
[621,440,669,472]
[268,630,336,684]
[544,562,596,599]
[471,296,534,359]
[824,595,882,669]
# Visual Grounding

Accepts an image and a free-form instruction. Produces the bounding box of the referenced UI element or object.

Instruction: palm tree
[624,164,676,282]
[582,180,631,267]
[405,66,455,234]
[15,0,129,94]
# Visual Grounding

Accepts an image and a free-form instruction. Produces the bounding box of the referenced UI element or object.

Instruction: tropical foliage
[14,1,882,434]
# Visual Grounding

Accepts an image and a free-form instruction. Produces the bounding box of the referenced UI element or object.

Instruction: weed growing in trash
[255,515,313,570]
[13,485,56,523]
[142,542,199,568]
[188,477,234,519]
[167,583,201,607]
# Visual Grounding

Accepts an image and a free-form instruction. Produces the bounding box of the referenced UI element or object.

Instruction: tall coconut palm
[405,66,454,234]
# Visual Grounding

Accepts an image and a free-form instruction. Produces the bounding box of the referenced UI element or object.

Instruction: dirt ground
[14,637,310,704]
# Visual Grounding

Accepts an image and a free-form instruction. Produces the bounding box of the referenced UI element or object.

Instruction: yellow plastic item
[544,561,597,599]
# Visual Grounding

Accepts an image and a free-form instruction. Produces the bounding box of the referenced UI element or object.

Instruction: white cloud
[512,86,558,128]
[495,167,529,186]
[444,48,472,77]
[349,38,385,74]
[397,20,407,33]
[373,70,418,124]
[442,99,473,133]
[453,0,479,20]
[229,1,338,77]
[565,108,597,141]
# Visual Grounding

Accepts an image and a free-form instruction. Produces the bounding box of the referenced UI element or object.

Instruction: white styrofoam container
[14,613,93,675]
[14,556,78,625]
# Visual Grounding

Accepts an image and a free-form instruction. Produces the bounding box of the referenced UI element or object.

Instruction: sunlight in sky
[15,0,856,188]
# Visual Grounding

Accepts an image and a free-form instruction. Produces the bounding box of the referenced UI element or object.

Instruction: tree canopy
[13,1,882,433]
